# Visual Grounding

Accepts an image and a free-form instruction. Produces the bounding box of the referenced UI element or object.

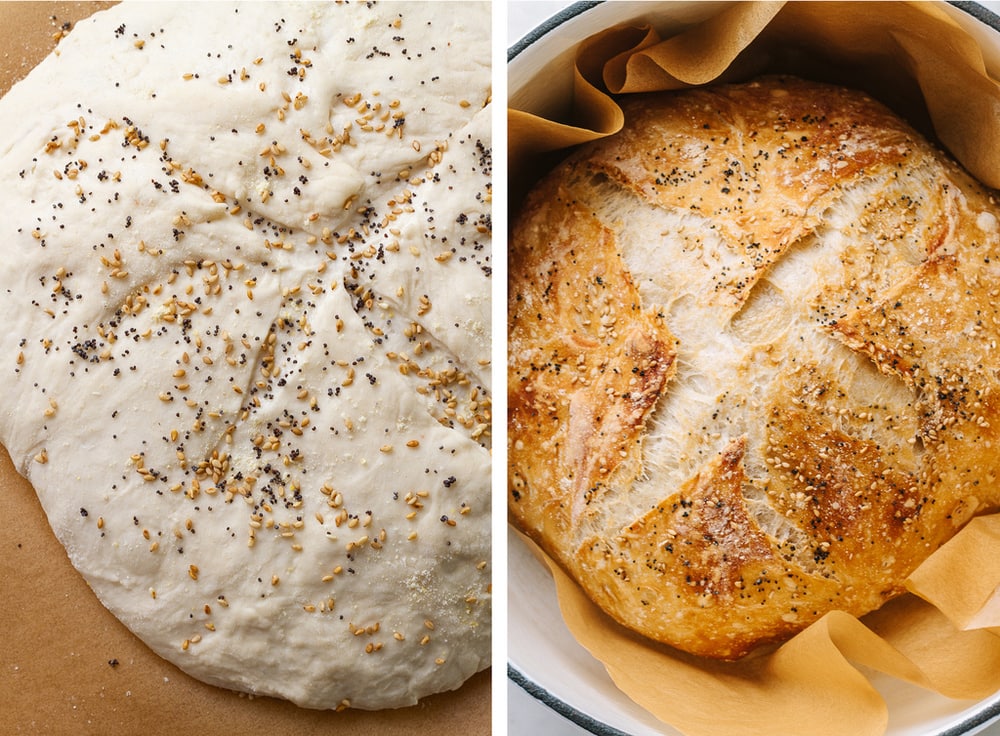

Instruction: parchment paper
[509,3,1000,734]
[0,4,490,734]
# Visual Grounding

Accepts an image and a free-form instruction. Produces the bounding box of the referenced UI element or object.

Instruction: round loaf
[508,75,1000,659]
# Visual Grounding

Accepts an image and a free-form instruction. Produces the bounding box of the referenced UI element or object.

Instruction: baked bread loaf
[508,75,1000,659]
[0,1,491,709]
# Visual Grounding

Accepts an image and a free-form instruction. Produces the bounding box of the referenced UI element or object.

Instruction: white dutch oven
[508,2,1000,734]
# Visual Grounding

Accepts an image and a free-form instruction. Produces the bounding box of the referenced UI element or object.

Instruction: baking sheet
[0,4,491,733]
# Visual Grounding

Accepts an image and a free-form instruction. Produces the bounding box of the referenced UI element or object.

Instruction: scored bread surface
[0,2,491,709]
[508,76,1000,659]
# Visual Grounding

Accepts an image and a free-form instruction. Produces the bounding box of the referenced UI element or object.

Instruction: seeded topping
[509,76,1000,660]
[0,1,490,710]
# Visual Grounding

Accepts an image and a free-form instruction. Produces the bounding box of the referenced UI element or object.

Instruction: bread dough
[0,1,491,710]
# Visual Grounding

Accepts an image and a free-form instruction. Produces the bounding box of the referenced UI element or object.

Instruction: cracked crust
[508,76,1000,659]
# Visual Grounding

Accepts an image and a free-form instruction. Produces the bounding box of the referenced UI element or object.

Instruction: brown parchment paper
[0,5,490,735]
[509,3,1000,735]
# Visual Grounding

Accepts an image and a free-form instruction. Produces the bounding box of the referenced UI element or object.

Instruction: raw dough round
[0,1,491,710]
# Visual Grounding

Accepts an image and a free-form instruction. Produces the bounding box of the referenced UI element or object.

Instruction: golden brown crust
[508,76,1000,659]
[508,191,677,543]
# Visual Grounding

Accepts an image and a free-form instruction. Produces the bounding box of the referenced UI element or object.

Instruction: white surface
[509,678,595,736]
[506,2,1000,735]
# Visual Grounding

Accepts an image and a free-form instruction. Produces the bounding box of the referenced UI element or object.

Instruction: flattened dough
[0,1,491,710]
